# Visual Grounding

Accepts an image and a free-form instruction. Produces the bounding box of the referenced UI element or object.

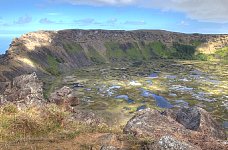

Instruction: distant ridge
[0,29,227,83]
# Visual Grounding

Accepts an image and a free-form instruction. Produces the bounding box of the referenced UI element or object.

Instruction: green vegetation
[105,41,204,60]
[0,103,120,142]
[63,42,83,54]
[0,104,68,141]
[190,39,205,47]
[105,42,143,60]
[192,46,228,63]
[43,76,62,100]
[194,53,208,61]
[46,54,60,76]
[215,47,228,58]
[213,47,228,63]
[172,42,196,59]
[145,42,173,59]
[87,46,106,64]
[105,41,171,60]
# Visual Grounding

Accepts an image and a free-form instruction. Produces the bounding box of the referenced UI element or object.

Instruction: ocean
[0,37,14,54]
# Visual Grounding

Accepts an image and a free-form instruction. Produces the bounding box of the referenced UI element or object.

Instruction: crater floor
[45,59,228,129]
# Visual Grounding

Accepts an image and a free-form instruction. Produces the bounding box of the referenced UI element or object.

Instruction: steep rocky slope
[0,29,228,84]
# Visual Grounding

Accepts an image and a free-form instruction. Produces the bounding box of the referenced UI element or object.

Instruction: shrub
[172,43,196,59]
[194,53,208,61]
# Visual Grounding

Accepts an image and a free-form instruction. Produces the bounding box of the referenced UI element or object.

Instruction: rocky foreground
[0,73,227,150]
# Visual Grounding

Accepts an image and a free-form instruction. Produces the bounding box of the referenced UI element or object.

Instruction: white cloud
[179,21,189,26]
[50,0,137,6]
[145,0,228,23]
[51,0,228,23]
[14,16,32,24]
[39,18,55,24]
[74,18,100,26]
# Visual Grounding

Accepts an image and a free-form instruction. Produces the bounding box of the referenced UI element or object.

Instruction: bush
[194,53,208,61]
[172,43,196,59]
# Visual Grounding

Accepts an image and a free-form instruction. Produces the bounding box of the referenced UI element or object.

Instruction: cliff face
[0,29,228,82]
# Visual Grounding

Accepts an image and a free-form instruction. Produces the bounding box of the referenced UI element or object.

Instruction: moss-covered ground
[49,60,227,129]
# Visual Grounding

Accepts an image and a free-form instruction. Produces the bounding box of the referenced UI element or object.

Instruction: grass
[46,54,60,76]
[43,76,62,100]
[0,104,69,141]
[105,41,203,60]
[213,47,228,64]
[105,42,144,60]
[146,42,171,59]
[87,46,106,64]
[0,103,123,143]
[63,42,83,54]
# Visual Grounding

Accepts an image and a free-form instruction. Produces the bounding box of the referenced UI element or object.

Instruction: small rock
[158,135,200,150]
[100,145,118,150]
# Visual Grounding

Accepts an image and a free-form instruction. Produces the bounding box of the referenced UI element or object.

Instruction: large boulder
[1,72,44,105]
[175,107,200,130]
[123,109,188,139]
[49,86,80,109]
[124,107,227,150]
[175,107,226,139]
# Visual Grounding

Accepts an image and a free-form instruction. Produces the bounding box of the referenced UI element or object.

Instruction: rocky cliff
[0,29,228,83]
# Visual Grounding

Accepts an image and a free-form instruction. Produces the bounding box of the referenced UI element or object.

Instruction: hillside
[0,29,228,83]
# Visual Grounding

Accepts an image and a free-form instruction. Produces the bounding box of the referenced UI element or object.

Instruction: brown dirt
[0,133,128,150]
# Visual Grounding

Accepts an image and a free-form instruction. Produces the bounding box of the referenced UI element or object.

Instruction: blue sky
[0,0,228,54]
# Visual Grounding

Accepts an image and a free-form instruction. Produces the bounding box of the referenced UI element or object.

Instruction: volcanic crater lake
[47,60,228,132]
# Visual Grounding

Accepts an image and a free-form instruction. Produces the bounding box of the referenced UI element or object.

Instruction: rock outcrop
[0,72,44,106]
[123,109,188,138]
[49,86,80,109]
[124,107,227,150]
[71,109,106,126]
[175,107,201,130]
[174,107,226,139]
[156,135,200,150]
